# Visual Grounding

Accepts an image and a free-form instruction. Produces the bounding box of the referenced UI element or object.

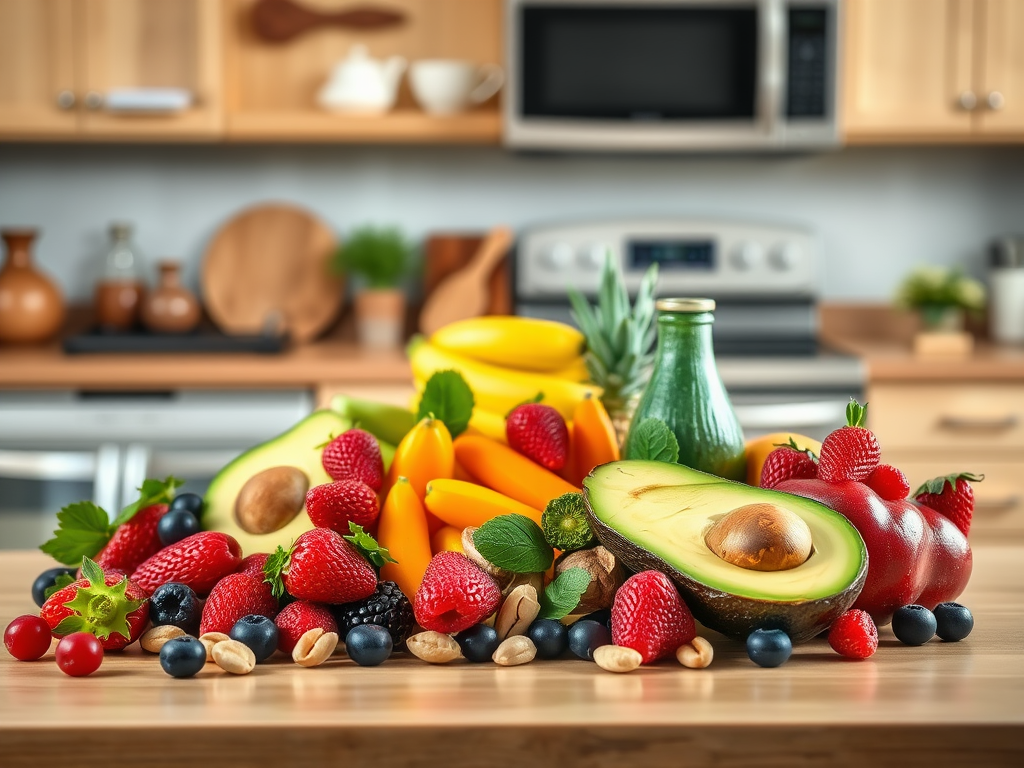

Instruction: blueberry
[170,492,204,517]
[456,624,500,663]
[149,582,203,636]
[229,615,279,663]
[746,629,793,667]
[582,609,612,630]
[567,619,611,661]
[31,567,77,608]
[933,602,974,642]
[157,508,200,547]
[892,604,937,646]
[527,619,569,660]
[159,636,207,678]
[346,624,393,666]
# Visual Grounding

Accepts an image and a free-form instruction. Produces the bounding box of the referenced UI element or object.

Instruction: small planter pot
[919,304,965,332]
[355,289,406,349]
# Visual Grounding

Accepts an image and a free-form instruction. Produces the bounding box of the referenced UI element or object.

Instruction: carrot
[430,525,465,555]
[425,478,543,529]
[387,416,454,499]
[377,477,433,599]
[569,394,620,485]
[453,434,579,511]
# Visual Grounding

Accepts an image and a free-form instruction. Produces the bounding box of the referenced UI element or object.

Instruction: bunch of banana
[410,316,600,441]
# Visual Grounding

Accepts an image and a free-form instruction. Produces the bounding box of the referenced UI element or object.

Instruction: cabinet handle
[84,91,104,110]
[974,496,1020,513]
[987,91,1006,111]
[56,90,76,110]
[938,415,1018,431]
[958,91,978,111]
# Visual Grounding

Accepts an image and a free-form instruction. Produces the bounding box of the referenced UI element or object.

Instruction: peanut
[292,628,339,667]
[212,639,256,674]
[495,584,541,640]
[593,644,643,673]
[492,635,537,666]
[140,625,186,653]
[676,636,714,669]
[406,631,462,664]
[199,632,231,662]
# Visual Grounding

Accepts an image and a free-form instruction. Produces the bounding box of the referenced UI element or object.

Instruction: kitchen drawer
[868,383,1024,451]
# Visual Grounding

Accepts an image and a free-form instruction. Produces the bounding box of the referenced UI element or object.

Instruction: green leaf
[344,522,398,570]
[55,557,145,642]
[263,545,292,599]
[505,392,544,419]
[80,556,104,586]
[43,573,76,601]
[538,567,591,620]
[39,502,113,565]
[626,418,680,463]
[914,472,985,497]
[416,370,475,438]
[112,476,183,527]
[472,514,553,574]
[845,399,868,428]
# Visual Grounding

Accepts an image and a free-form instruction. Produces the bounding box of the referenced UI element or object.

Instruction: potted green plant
[332,225,413,349]
[895,265,986,331]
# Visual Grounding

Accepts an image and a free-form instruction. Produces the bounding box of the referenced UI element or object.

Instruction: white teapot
[318,45,406,114]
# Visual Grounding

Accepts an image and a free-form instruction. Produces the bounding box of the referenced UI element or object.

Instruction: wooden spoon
[419,226,514,335]
[251,0,406,43]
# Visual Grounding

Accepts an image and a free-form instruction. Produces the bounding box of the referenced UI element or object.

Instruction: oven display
[628,240,716,270]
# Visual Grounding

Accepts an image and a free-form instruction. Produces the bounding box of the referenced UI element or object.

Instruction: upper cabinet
[844,0,1024,142]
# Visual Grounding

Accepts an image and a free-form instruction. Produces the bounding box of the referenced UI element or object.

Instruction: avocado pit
[234,465,309,535]
[704,502,813,572]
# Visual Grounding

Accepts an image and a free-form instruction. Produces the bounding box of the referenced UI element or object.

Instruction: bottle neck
[654,311,717,369]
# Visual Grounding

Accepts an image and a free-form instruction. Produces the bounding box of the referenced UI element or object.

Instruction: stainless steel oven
[505,0,841,151]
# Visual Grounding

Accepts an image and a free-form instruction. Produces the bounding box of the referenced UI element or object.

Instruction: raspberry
[865,464,910,501]
[611,571,696,664]
[760,445,817,488]
[828,609,878,659]
[413,552,501,634]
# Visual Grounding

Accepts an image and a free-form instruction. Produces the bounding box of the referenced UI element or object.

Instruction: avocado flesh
[583,460,867,643]
[204,410,350,556]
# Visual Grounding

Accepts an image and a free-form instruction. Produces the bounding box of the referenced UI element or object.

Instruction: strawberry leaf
[846,399,868,428]
[39,502,113,566]
[538,567,591,620]
[344,522,397,569]
[112,476,182,527]
[263,545,292,600]
[54,557,145,642]
[773,437,819,462]
[505,392,544,419]
[914,472,985,497]
[43,573,76,601]
[416,370,474,438]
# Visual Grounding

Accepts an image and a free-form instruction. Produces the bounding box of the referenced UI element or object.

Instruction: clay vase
[355,288,406,349]
[0,229,65,344]
[141,260,201,334]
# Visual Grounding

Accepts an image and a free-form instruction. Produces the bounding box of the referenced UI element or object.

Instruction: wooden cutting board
[202,204,343,343]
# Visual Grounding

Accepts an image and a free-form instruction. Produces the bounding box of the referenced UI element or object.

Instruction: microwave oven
[504,0,841,151]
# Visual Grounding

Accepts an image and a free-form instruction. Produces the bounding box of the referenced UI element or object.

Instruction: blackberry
[333,581,413,647]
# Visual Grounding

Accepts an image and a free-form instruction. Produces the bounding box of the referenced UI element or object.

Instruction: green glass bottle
[624,298,746,480]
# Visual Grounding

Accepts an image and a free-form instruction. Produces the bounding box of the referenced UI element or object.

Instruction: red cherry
[4,615,53,661]
[55,632,104,677]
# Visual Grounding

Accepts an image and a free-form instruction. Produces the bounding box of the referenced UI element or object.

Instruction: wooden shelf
[226,109,502,144]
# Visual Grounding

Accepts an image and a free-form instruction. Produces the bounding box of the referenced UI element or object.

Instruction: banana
[548,357,590,382]
[467,408,508,443]
[430,316,585,373]
[410,342,600,421]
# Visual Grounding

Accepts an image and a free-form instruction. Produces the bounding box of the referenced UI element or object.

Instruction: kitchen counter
[1,547,1021,768]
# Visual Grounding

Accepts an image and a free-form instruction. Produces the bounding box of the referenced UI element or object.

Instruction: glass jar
[95,222,145,331]
[624,298,746,480]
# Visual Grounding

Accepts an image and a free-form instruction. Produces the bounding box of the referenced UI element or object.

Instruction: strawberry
[40,557,148,651]
[865,464,911,501]
[274,600,338,654]
[760,439,818,488]
[817,400,881,484]
[131,532,242,597]
[828,609,878,659]
[914,472,983,538]
[198,572,279,636]
[611,570,695,664]
[264,527,378,605]
[306,480,380,533]
[235,553,271,578]
[322,429,384,491]
[413,551,501,634]
[506,403,569,471]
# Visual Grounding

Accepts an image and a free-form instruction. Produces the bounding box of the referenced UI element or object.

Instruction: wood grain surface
[0,547,1021,767]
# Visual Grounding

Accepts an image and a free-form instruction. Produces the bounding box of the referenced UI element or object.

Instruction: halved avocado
[583,460,867,643]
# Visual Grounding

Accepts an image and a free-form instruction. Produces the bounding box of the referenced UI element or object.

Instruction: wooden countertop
[1,547,1021,768]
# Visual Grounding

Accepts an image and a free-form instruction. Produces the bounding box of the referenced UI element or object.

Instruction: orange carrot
[377,477,433,598]
[424,479,544,528]
[569,394,620,485]
[387,416,454,499]
[430,525,465,555]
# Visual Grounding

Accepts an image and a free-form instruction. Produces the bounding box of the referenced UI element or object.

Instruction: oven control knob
[541,243,573,271]
[731,241,764,270]
[577,243,609,269]
[769,242,801,271]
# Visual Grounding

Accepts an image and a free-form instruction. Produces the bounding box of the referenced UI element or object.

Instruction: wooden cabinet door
[976,0,1024,133]
[843,0,975,138]
[0,0,78,137]
[79,0,222,137]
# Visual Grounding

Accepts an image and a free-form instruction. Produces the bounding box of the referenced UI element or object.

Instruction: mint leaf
[538,567,591,620]
[39,502,113,565]
[473,514,553,574]
[626,418,679,463]
[344,522,397,570]
[416,370,475,438]
[112,476,183,527]
[263,545,292,599]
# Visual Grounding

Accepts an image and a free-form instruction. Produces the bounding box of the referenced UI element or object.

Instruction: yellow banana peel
[430,316,585,373]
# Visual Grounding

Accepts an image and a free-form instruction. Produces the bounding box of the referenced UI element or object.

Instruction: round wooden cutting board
[202,204,343,343]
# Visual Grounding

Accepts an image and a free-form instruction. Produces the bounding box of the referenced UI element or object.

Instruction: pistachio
[199,631,231,662]
[292,628,339,667]
[212,639,256,674]
[555,546,625,614]
[594,644,643,673]
[140,624,186,653]
[406,631,462,664]
[234,465,309,535]
[676,636,714,669]
[492,635,537,666]
[495,584,541,640]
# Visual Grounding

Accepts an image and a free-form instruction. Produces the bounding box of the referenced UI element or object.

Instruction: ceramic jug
[318,44,406,113]
[0,229,65,344]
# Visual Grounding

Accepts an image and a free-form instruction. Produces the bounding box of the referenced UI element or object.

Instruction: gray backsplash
[2,143,1022,302]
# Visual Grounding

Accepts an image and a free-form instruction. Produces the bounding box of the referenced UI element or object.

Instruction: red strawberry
[199,572,279,636]
[40,558,148,651]
[828,609,878,659]
[306,480,380,533]
[274,600,338,654]
[92,504,168,574]
[322,429,384,491]
[760,441,818,488]
[131,532,242,597]
[914,472,983,538]
[264,528,378,605]
[611,570,695,664]
[235,553,271,578]
[413,551,501,634]
[865,464,910,501]
[817,400,881,484]
[506,403,569,471]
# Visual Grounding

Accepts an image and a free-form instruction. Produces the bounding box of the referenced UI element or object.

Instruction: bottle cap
[655,298,716,313]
